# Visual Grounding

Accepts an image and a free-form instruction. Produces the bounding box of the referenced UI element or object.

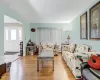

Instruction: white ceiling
[3,0,95,23]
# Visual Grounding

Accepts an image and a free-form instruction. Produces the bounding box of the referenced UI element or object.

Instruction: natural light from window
[6,29,8,40]
[11,29,16,40]
[19,30,22,40]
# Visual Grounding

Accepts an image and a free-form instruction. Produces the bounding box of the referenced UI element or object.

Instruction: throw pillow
[88,55,100,69]
[69,44,76,53]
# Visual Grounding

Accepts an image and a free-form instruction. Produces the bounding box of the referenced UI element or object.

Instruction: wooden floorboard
[1,54,76,80]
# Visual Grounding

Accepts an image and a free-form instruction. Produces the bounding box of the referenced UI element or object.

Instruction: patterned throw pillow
[75,45,92,53]
[69,44,77,53]
[62,45,69,51]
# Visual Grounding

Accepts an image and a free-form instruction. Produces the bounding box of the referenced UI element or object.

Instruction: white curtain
[36,28,62,45]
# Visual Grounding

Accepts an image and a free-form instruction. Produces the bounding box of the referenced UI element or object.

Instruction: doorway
[4,26,23,54]
[4,15,23,56]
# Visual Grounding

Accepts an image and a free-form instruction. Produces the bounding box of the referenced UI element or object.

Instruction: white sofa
[39,42,59,55]
[62,44,96,80]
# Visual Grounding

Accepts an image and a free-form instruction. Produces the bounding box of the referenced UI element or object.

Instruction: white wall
[4,23,23,52]
[0,5,4,64]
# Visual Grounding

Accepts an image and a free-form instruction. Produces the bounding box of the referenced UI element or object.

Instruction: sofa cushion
[86,52,97,57]
[74,52,89,60]
[42,43,47,49]
[75,45,91,53]
[69,44,76,53]
[41,43,54,49]
[62,51,69,56]
[62,45,70,51]
[81,45,91,52]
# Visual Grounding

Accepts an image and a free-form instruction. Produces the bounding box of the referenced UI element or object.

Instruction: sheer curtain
[36,28,62,46]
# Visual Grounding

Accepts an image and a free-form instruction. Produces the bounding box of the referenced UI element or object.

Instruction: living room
[0,0,100,80]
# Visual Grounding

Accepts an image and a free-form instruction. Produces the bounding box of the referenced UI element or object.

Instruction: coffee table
[37,50,54,71]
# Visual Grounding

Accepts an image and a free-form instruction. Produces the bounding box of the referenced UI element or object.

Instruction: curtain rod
[37,27,62,30]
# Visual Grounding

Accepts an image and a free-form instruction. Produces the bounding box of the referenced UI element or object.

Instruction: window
[19,30,22,40]
[11,29,16,40]
[6,29,8,40]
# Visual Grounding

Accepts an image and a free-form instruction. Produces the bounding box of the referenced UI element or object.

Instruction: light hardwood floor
[1,54,76,80]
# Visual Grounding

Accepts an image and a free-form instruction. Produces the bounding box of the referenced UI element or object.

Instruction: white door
[4,26,23,52]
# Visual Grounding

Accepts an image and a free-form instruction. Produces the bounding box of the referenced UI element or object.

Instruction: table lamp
[67,35,70,44]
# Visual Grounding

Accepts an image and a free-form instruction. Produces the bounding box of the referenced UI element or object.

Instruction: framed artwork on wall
[80,12,88,39]
[89,1,100,40]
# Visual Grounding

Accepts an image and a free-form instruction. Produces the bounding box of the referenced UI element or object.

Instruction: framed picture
[80,12,88,39]
[90,1,100,40]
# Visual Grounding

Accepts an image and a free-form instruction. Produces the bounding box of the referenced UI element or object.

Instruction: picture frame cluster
[80,1,100,40]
